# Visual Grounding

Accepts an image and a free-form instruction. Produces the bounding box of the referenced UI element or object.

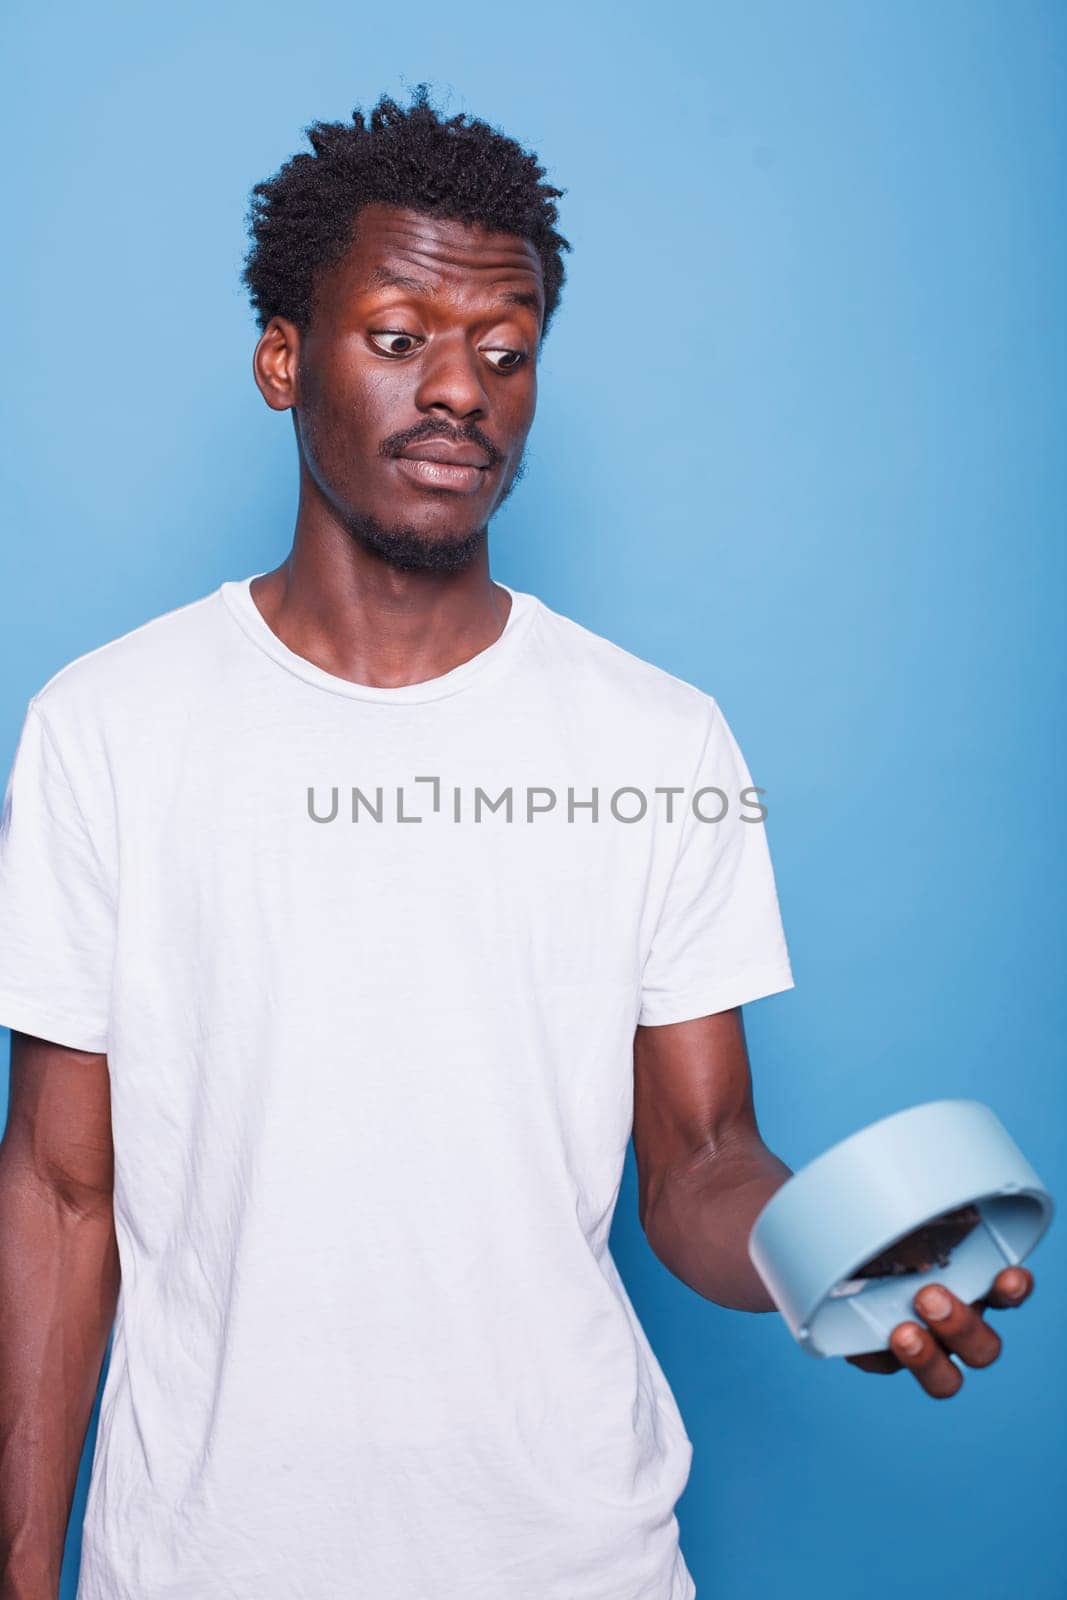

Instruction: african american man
[0,88,1035,1600]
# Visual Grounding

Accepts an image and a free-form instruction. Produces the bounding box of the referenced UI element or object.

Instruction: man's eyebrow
[365,266,542,318]
[499,288,543,317]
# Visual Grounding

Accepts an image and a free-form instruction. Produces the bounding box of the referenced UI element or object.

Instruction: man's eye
[369,331,422,356]
[484,349,525,373]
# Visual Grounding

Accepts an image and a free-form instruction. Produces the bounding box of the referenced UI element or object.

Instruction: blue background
[1,2,1064,1595]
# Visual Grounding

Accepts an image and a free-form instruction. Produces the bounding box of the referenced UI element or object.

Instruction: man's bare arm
[632,1007,791,1311]
[0,1033,119,1600]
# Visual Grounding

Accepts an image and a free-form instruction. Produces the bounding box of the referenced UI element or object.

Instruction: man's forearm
[643,1133,792,1311]
[0,1156,119,1600]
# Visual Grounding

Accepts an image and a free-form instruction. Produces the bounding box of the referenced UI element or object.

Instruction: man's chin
[346,514,489,575]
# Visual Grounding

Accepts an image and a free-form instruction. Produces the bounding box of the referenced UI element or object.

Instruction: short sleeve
[637,696,794,1026]
[0,700,116,1051]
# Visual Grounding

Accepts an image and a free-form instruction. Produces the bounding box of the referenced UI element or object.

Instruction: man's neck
[247,533,512,692]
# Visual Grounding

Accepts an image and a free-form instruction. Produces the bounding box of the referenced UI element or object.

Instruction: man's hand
[846,1265,1034,1398]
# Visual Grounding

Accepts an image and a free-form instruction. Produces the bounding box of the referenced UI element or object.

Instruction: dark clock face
[852,1202,984,1280]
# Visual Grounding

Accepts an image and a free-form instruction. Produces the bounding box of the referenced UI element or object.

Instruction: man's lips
[397,439,491,468]
[390,438,495,494]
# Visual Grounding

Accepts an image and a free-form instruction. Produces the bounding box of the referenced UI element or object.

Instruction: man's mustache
[379,419,504,468]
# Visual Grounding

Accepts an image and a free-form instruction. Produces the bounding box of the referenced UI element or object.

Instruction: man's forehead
[346,204,543,293]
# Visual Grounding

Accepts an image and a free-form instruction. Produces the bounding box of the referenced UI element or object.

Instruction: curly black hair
[241,85,571,340]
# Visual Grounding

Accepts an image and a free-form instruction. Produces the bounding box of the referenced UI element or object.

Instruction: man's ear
[252,316,301,412]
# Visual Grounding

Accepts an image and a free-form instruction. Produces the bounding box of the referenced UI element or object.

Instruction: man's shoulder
[531,592,717,733]
[28,582,226,735]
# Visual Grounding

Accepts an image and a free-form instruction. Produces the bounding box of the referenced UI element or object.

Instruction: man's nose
[413,334,489,420]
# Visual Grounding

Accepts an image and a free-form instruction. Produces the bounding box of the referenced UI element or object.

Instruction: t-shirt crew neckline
[219,573,539,704]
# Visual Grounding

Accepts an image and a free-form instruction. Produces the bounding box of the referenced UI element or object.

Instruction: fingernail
[897,1327,923,1356]
[918,1287,952,1321]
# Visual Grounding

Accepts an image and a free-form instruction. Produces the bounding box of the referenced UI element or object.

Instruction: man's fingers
[851,1267,1033,1389]
[978,1265,1033,1312]
[888,1321,964,1398]
[912,1283,1003,1369]
[846,1349,902,1375]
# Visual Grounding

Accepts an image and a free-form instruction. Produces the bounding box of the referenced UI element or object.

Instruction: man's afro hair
[242,85,571,339]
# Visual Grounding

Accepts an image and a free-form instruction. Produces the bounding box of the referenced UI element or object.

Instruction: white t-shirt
[0,575,794,1600]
